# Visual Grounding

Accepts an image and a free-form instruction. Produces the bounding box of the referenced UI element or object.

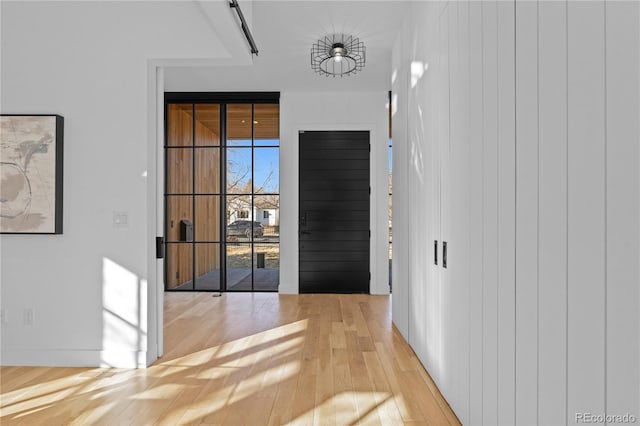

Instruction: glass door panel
[195,148,220,194]
[253,243,279,291]
[226,243,252,291]
[226,104,252,145]
[165,100,279,292]
[166,196,193,242]
[195,104,220,146]
[195,243,221,291]
[253,104,279,143]
[166,243,193,290]
[167,104,193,146]
[253,148,279,193]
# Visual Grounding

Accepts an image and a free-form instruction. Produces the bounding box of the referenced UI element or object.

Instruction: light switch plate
[113,211,129,227]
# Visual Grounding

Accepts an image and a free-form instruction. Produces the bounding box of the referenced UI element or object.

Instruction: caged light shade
[311,34,366,77]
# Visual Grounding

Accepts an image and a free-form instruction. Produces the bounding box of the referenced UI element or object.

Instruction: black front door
[298,131,370,293]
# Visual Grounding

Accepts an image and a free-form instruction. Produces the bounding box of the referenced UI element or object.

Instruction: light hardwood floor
[1,293,460,425]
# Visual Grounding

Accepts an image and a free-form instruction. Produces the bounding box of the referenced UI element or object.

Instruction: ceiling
[164,1,409,92]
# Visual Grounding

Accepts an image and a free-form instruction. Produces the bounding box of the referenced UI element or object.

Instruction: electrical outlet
[23,308,34,326]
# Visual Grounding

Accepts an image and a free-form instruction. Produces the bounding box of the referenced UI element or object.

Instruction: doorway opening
[164,93,280,292]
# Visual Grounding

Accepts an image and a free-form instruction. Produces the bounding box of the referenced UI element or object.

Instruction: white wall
[1,1,394,367]
[392,1,639,424]
[0,0,240,367]
[279,91,390,295]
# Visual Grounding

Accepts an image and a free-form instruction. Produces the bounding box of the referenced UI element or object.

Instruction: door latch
[156,237,165,259]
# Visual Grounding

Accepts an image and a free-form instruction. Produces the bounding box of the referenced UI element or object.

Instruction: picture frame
[0,114,64,234]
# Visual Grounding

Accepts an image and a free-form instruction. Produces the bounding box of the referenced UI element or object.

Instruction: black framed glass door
[164,93,280,292]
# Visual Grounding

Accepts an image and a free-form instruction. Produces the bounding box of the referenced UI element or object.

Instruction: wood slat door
[298,131,370,293]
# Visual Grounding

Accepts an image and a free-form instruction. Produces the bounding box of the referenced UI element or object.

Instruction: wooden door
[298,131,370,293]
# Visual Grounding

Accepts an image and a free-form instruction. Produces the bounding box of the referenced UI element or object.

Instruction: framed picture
[1,115,64,234]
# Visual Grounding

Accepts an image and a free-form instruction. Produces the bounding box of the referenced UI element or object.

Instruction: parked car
[227,220,264,238]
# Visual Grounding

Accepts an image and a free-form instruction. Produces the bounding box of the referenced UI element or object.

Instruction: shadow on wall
[102,257,147,368]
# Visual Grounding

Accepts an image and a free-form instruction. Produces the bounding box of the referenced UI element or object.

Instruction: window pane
[195,104,220,146]
[227,148,252,194]
[195,244,221,291]
[226,104,252,145]
[167,104,193,147]
[226,243,252,291]
[195,196,220,242]
[226,195,255,241]
[254,243,279,291]
[254,104,279,145]
[254,195,279,242]
[167,148,192,194]
[195,148,220,193]
[254,148,279,193]
[166,243,193,290]
[167,196,193,242]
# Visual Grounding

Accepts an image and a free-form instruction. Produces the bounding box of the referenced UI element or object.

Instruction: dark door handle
[434,240,438,265]
[443,241,447,268]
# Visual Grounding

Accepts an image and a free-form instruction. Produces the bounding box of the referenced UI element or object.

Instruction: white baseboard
[1,348,150,368]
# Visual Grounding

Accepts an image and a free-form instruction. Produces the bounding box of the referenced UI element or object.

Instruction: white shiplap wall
[391,1,639,424]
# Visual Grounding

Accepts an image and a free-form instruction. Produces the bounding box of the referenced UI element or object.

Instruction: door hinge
[156,236,165,259]
[369,230,371,238]
[369,143,371,152]
[369,186,371,195]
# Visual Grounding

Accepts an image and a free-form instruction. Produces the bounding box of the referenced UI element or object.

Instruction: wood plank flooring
[0,293,460,425]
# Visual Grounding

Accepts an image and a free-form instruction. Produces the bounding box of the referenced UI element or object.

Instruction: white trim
[2,349,148,369]
[281,122,389,296]
[155,66,165,359]
[147,57,255,365]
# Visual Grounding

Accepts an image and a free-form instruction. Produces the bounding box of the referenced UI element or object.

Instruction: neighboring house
[257,208,278,227]
[227,197,252,223]
[227,196,279,227]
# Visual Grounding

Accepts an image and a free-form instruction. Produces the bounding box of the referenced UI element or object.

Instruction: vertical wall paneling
[481,1,499,424]
[391,19,410,341]
[567,1,606,422]
[407,33,421,359]
[447,0,464,415]
[408,1,430,367]
[537,1,568,424]
[393,2,639,425]
[605,0,640,418]
[440,0,455,405]
[453,1,471,422]
[515,1,539,424]
[467,1,484,423]
[423,1,439,377]
[496,1,516,424]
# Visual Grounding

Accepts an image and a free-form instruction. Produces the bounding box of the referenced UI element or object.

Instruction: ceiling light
[311,34,365,77]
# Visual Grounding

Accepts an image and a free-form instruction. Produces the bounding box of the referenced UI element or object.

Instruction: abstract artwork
[0,115,64,234]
